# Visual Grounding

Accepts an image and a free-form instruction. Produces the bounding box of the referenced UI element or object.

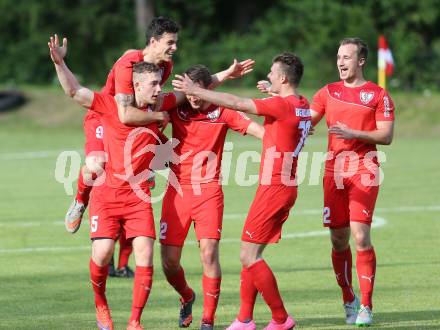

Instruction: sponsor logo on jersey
[360,91,375,104]
[177,107,189,120]
[383,96,391,117]
[295,108,311,117]
[333,91,341,98]
[207,108,220,121]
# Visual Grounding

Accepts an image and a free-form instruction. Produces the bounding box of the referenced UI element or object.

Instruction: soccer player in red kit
[64,17,180,277]
[49,35,172,330]
[173,52,311,330]
[310,38,395,326]
[117,63,262,330]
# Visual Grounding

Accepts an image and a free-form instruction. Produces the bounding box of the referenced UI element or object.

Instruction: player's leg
[91,238,115,330]
[199,239,221,329]
[348,174,379,326]
[324,175,359,324]
[122,191,157,330]
[115,230,134,278]
[65,112,105,234]
[193,186,224,329]
[230,185,296,330]
[127,235,154,329]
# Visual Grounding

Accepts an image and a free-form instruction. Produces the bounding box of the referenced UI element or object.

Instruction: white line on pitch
[0,217,388,254]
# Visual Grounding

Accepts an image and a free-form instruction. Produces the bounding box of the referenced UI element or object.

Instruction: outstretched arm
[48,34,93,108]
[210,59,255,89]
[173,74,258,114]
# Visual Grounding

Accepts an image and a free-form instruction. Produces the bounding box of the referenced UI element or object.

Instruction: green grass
[0,87,439,329]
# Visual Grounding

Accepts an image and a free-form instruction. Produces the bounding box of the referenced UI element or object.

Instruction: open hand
[48,34,67,64]
[227,59,255,79]
[172,74,197,95]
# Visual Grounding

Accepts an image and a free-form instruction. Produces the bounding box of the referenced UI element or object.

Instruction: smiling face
[133,71,162,108]
[150,32,178,63]
[186,81,209,110]
[267,62,285,94]
[337,43,365,83]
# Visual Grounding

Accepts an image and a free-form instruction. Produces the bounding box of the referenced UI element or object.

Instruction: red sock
[165,267,194,302]
[332,247,355,303]
[130,266,154,323]
[248,259,288,324]
[90,258,108,307]
[76,170,93,206]
[356,248,376,309]
[238,267,258,322]
[202,275,221,323]
[118,233,133,269]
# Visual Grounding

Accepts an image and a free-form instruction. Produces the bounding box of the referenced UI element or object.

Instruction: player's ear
[358,57,366,67]
[281,74,288,84]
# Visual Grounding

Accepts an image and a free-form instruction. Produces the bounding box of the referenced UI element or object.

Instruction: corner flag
[378,35,394,89]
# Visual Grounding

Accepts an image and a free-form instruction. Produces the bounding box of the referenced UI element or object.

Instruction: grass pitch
[0,87,439,329]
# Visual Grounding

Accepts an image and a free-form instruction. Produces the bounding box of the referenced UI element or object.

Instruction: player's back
[253,95,311,185]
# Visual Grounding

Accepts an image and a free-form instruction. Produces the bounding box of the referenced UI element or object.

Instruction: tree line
[1,0,439,90]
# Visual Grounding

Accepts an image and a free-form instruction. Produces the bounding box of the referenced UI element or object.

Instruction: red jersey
[311,81,395,174]
[101,49,173,95]
[253,95,311,185]
[163,96,251,185]
[90,92,175,189]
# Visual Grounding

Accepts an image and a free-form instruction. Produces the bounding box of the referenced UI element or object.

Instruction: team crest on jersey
[95,126,103,139]
[207,108,220,121]
[360,91,374,104]
[177,107,189,120]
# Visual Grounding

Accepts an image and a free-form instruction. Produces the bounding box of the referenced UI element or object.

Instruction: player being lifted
[310,38,395,326]
[114,62,262,330]
[63,17,180,278]
[49,34,173,330]
[173,52,311,330]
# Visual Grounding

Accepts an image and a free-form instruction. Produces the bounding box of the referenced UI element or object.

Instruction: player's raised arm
[173,74,258,114]
[48,34,93,108]
[210,58,255,89]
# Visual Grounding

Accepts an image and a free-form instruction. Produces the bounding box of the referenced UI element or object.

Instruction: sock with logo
[248,259,288,324]
[90,258,108,307]
[237,266,258,322]
[332,247,355,303]
[356,248,376,309]
[201,274,221,324]
[164,266,194,302]
[130,266,154,323]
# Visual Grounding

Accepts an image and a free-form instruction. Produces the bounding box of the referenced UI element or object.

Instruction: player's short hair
[272,52,304,86]
[339,37,369,63]
[132,62,160,82]
[184,64,212,88]
[146,16,180,44]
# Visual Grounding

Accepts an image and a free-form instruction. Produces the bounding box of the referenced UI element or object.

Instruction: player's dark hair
[340,37,369,63]
[132,62,160,74]
[146,16,180,44]
[184,64,212,88]
[272,52,304,86]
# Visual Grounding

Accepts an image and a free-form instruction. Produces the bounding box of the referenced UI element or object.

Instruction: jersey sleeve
[89,92,111,114]
[222,108,252,135]
[310,87,327,115]
[253,96,286,119]
[375,90,395,121]
[114,61,135,95]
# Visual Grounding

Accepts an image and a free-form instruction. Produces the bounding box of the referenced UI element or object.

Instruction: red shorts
[160,184,224,246]
[84,111,104,155]
[88,185,155,240]
[242,185,297,244]
[322,173,379,228]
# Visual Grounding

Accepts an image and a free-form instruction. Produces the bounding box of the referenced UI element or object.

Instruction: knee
[92,246,113,266]
[200,247,218,268]
[161,254,180,274]
[331,235,349,251]
[239,250,254,268]
[352,231,371,250]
